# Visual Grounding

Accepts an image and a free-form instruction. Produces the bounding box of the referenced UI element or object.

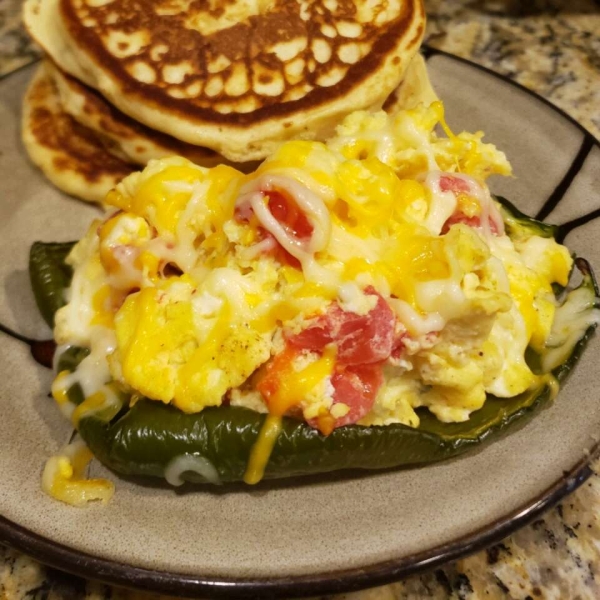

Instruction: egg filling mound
[50,102,577,491]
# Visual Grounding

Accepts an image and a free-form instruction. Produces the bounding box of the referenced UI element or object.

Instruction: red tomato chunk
[288,287,395,365]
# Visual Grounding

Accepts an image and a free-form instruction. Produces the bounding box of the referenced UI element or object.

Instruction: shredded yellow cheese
[41,441,114,507]
[243,415,283,485]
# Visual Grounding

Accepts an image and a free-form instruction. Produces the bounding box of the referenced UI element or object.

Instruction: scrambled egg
[54,102,573,437]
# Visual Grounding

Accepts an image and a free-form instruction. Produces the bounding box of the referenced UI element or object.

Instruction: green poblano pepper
[29,241,74,328]
[29,200,600,485]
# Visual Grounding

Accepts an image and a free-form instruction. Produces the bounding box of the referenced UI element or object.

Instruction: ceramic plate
[1,49,599,598]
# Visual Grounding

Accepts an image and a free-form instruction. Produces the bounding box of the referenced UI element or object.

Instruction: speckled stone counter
[1,1,600,598]
[0,0,38,78]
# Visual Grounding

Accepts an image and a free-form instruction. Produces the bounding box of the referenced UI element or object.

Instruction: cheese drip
[243,346,336,484]
[41,440,114,507]
[244,415,283,485]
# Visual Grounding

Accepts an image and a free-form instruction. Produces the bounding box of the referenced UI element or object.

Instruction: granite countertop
[1,0,600,598]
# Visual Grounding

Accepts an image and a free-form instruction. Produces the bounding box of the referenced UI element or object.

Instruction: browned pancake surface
[55,64,220,162]
[28,78,132,183]
[59,0,424,125]
[22,64,134,202]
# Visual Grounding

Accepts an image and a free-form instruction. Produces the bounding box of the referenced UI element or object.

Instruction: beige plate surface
[0,53,599,597]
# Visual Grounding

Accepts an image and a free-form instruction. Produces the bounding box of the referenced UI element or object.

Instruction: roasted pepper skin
[496,195,558,240]
[28,201,599,484]
[29,241,75,328]
[79,388,556,483]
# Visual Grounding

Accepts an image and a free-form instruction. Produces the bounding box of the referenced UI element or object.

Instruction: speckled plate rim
[1,47,600,599]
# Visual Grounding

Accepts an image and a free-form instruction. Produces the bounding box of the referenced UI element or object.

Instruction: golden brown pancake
[22,62,134,204]
[48,54,433,169]
[46,60,249,169]
[24,0,426,162]
[383,53,438,114]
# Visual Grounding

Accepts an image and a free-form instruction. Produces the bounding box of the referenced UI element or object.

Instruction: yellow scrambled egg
[53,101,572,439]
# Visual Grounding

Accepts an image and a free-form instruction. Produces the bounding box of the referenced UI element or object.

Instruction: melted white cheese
[59,328,116,400]
[422,171,458,235]
[164,454,221,486]
[388,298,445,336]
[237,174,331,263]
[337,282,378,315]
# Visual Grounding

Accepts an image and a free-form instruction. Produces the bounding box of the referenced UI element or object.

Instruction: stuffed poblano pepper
[30,103,600,505]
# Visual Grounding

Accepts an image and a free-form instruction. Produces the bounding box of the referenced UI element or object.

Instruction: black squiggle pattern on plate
[536,136,595,221]
[0,322,36,345]
[0,323,55,368]
[557,208,600,245]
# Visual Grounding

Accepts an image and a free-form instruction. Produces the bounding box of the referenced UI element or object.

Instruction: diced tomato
[438,174,502,235]
[255,344,297,416]
[391,332,407,360]
[333,363,383,426]
[258,287,396,434]
[252,226,301,269]
[439,174,471,194]
[257,345,384,434]
[441,212,500,235]
[235,190,313,269]
[288,287,395,365]
[265,190,313,240]
[257,336,386,435]
[309,362,384,434]
[268,234,302,269]
[442,212,480,233]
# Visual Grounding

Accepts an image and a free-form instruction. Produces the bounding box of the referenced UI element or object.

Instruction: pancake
[24,0,426,162]
[383,53,438,114]
[22,62,134,203]
[48,54,434,168]
[48,54,436,167]
[45,60,248,169]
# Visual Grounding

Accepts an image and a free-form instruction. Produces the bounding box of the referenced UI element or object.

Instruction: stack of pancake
[22,0,435,203]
